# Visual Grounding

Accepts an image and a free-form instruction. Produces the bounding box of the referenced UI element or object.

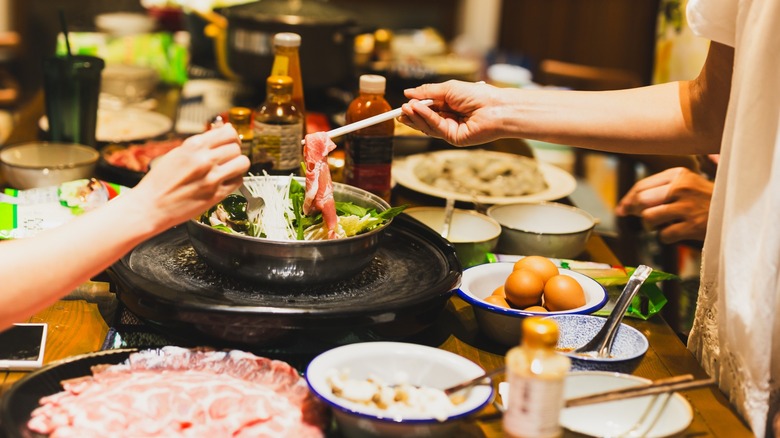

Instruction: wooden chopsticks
[564,374,717,408]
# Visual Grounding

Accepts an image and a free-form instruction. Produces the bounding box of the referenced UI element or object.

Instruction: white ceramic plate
[561,372,694,437]
[392,149,577,204]
[498,372,694,437]
[39,108,173,143]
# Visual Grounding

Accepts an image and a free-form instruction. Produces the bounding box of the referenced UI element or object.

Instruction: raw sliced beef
[27,347,327,438]
[302,132,338,239]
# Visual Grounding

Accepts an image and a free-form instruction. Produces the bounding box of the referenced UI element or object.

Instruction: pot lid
[224,0,355,26]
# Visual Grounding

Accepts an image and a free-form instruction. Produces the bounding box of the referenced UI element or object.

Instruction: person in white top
[399,0,779,435]
[0,125,249,331]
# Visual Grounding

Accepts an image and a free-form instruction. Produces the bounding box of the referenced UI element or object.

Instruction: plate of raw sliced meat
[0,347,328,438]
[97,137,185,187]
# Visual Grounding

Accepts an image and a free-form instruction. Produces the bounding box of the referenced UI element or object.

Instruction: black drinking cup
[42,55,104,147]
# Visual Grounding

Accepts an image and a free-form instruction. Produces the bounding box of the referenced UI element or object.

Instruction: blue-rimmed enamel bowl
[457,262,607,346]
[545,314,649,374]
[305,341,493,438]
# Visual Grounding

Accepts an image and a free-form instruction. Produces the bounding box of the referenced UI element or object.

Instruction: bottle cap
[274,32,301,47]
[521,317,560,349]
[267,75,293,87]
[229,107,252,122]
[359,74,386,94]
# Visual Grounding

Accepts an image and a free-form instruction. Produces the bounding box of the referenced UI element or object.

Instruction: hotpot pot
[198,0,357,90]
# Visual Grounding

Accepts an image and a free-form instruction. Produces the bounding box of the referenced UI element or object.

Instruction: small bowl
[0,142,99,189]
[561,371,693,437]
[487,201,596,258]
[457,262,607,346]
[305,341,494,438]
[101,64,160,103]
[544,314,649,374]
[404,207,501,268]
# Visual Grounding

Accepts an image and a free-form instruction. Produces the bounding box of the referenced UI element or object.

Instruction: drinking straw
[58,10,72,57]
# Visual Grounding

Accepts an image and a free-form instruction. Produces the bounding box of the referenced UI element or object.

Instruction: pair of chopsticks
[564,374,716,408]
[301,99,434,145]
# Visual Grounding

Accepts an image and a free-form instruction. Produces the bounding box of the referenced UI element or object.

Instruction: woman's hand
[400,80,511,146]
[128,124,250,231]
[616,167,713,243]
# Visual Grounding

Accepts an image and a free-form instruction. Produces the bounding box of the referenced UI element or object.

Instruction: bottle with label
[228,106,253,162]
[343,74,394,201]
[271,32,305,120]
[504,317,570,438]
[252,75,303,175]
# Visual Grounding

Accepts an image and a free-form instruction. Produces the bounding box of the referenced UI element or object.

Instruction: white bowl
[0,142,99,189]
[405,207,501,268]
[561,372,694,437]
[101,64,160,103]
[457,262,607,346]
[487,201,596,258]
[305,341,493,438]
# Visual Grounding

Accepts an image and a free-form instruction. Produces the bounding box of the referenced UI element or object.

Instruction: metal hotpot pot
[198,0,357,90]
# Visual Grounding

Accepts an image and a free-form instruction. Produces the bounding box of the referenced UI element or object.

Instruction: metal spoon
[239,184,263,223]
[573,264,653,358]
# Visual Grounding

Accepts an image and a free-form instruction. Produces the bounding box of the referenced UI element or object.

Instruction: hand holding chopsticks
[301,99,434,145]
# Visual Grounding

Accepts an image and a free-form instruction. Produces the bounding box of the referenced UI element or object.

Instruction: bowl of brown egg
[456,257,608,346]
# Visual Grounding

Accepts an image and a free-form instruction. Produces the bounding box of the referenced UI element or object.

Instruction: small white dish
[561,372,694,437]
[305,341,493,438]
[498,371,694,438]
[405,206,501,267]
[40,108,172,143]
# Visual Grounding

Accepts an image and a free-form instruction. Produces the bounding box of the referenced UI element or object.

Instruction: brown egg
[543,274,586,311]
[484,295,511,309]
[513,256,559,284]
[524,305,549,313]
[504,269,544,308]
[492,285,506,297]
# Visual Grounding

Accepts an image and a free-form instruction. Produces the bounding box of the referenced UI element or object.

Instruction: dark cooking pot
[199,0,357,90]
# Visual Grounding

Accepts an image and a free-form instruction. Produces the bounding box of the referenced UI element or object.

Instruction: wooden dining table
[0,92,753,437]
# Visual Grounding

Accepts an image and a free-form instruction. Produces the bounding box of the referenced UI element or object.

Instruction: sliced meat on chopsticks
[302,132,338,239]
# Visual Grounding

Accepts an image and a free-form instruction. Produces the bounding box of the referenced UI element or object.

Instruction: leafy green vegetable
[200,179,406,240]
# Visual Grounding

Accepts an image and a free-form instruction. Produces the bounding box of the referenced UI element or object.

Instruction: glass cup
[42,55,105,147]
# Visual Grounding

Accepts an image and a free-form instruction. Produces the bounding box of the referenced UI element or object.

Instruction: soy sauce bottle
[252,75,303,175]
[343,74,394,201]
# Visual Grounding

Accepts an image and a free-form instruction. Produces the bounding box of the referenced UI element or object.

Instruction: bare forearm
[498,82,717,155]
[0,194,157,328]
[501,43,732,155]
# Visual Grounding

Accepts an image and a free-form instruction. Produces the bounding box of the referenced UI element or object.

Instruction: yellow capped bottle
[252,75,303,175]
[344,74,394,202]
[228,106,253,162]
[504,317,570,438]
[271,32,305,121]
